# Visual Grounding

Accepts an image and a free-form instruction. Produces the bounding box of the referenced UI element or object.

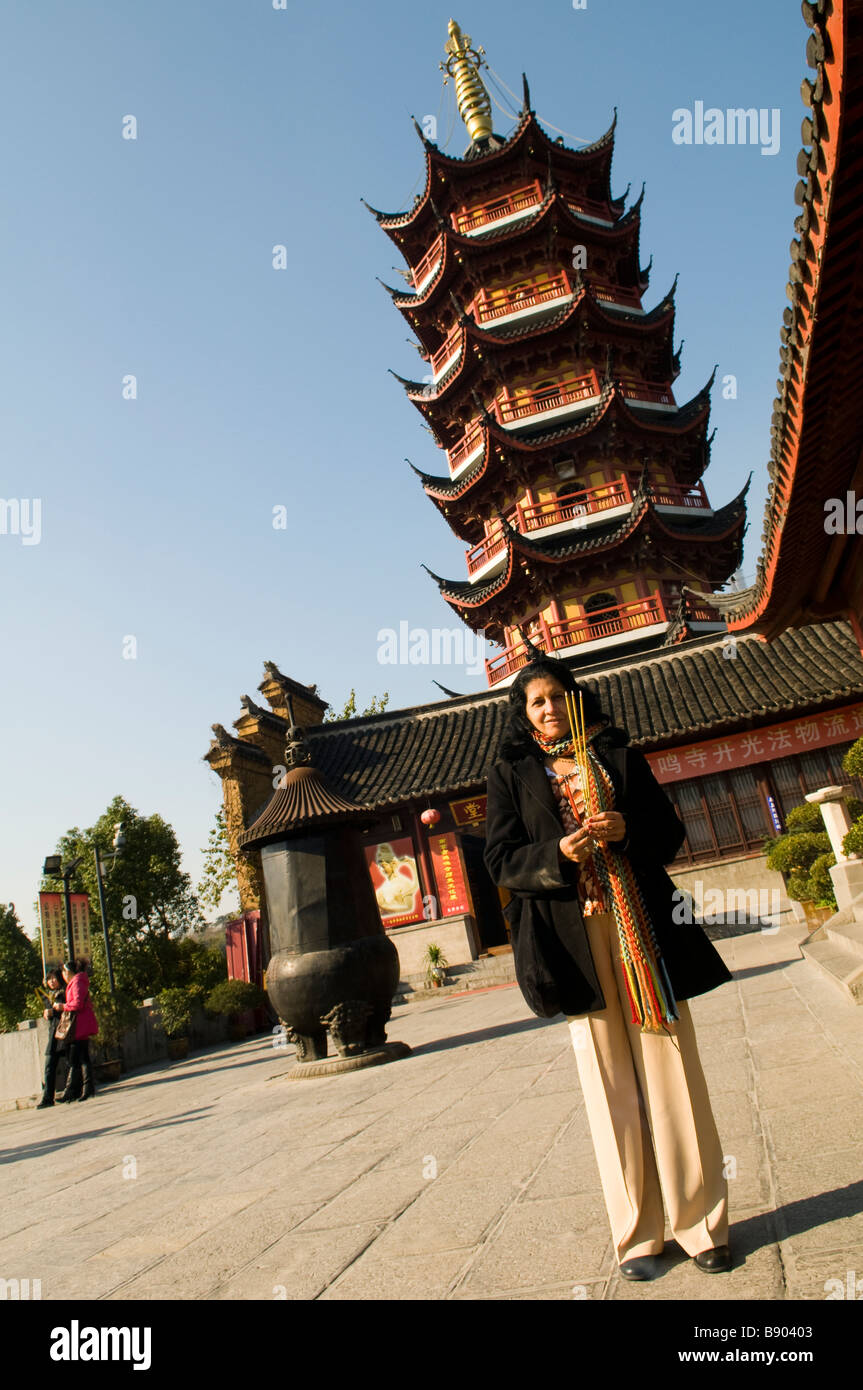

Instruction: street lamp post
[93,823,125,994]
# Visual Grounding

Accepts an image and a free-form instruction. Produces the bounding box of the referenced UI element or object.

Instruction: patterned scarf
[532,721,680,1035]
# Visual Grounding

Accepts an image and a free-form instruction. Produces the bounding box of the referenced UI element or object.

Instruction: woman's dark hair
[497,654,629,761]
[62,957,90,975]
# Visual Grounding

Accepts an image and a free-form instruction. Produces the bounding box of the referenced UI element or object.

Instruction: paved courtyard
[3,915,863,1301]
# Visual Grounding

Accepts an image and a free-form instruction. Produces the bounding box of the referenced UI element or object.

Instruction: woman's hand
[584,812,626,844]
[559,828,597,865]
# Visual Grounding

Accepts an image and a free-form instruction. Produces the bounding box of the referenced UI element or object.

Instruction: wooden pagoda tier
[422,472,749,641]
[365,94,621,251]
[408,372,716,542]
[388,279,680,429]
[368,26,748,676]
[376,185,649,335]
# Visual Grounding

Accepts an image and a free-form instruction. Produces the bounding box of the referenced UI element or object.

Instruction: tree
[0,903,42,1032]
[42,797,205,1002]
[323,689,389,722]
[197,808,240,913]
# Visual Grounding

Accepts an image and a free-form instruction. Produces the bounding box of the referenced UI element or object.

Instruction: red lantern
[420,807,441,827]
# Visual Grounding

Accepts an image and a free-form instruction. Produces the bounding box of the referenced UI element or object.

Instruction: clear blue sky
[1,0,807,935]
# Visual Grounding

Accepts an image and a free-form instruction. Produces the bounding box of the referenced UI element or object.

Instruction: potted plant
[157,987,194,1060]
[763,806,838,930]
[205,979,266,1040]
[423,943,449,988]
[91,988,139,1081]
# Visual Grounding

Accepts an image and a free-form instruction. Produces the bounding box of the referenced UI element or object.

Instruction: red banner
[449,795,488,826]
[429,832,471,917]
[646,702,863,784]
[365,837,425,927]
[38,892,91,967]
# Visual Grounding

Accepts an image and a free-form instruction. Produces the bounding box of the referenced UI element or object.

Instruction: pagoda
[366,20,749,687]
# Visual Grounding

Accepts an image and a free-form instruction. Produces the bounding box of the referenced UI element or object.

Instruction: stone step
[799,933,863,1005]
[394,954,517,1004]
[826,917,863,962]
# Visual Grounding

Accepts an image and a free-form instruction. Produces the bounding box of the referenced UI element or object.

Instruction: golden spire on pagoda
[440,19,493,144]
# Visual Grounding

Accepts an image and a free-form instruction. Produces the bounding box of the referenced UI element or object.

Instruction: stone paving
[3,915,863,1301]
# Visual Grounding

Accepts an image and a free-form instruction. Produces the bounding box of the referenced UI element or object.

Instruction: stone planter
[166,1037,190,1060]
[96,1059,122,1083]
[227,1020,248,1042]
[800,900,835,929]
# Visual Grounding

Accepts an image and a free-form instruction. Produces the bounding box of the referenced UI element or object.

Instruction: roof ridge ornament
[284,724,313,769]
[440,19,493,145]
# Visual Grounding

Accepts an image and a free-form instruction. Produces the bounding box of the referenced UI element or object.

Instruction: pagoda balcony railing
[486,590,670,685]
[466,475,634,577]
[591,282,644,312]
[618,378,677,407]
[445,420,485,475]
[470,270,575,326]
[651,479,709,509]
[495,370,601,427]
[452,180,544,235]
[564,194,615,224]
[429,324,463,378]
[410,234,444,291]
[686,598,723,623]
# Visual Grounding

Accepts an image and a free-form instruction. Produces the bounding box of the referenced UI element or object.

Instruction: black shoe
[56,1090,81,1103]
[694,1244,732,1272]
[77,1086,96,1102]
[36,1098,54,1109]
[619,1255,663,1281]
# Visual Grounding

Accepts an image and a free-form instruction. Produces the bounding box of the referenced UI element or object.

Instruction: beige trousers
[565,911,728,1262]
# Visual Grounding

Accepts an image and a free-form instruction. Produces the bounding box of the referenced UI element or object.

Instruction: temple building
[208,12,863,995]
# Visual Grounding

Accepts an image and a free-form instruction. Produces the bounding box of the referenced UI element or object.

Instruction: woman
[36,966,67,1109]
[55,958,99,1103]
[484,656,733,1281]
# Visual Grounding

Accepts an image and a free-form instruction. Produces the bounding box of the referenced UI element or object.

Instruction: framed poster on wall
[364,837,425,927]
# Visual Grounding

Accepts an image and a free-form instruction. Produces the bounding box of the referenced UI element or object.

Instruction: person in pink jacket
[54,958,99,1102]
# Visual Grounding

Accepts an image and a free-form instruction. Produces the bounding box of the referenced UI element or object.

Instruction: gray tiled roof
[295,620,863,810]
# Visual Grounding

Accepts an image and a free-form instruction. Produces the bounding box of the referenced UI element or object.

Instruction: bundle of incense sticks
[564,689,595,819]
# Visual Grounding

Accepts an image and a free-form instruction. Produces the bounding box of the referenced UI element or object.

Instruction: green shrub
[808,853,838,909]
[843,819,863,859]
[156,987,194,1039]
[205,978,265,1019]
[784,802,824,833]
[764,830,831,879]
[842,738,863,781]
[91,988,141,1051]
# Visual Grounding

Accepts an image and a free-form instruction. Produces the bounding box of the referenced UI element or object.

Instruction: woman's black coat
[483,740,733,1019]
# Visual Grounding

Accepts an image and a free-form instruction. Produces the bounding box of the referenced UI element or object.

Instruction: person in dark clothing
[55,958,100,1103]
[36,966,67,1108]
[483,656,733,1282]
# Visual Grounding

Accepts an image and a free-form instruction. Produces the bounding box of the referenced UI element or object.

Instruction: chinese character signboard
[449,795,488,827]
[38,892,91,967]
[364,838,425,927]
[429,833,471,916]
[646,702,863,784]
